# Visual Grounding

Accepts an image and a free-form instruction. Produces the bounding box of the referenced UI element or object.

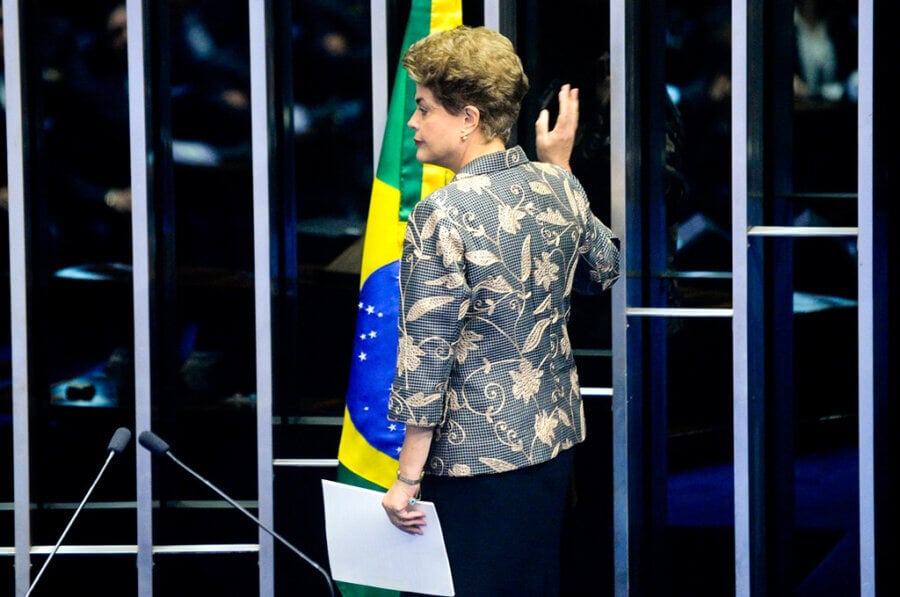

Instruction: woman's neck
[454,137,507,172]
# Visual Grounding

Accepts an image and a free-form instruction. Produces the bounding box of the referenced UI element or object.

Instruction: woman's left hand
[382,480,427,535]
[535,83,579,171]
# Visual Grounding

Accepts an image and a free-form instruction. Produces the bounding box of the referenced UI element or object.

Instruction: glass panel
[783,0,858,229]
[791,0,858,192]
[274,467,340,592]
[271,0,377,475]
[275,0,374,425]
[666,317,735,593]
[774,1,860,588]
[154,553,259,594]
[293,0,373,253]
[787,235,859,594]
[629,2,738,592]
[151,0,258,545]
[271,0,375,583]
[666,1,733,307]
[25,1,136,548]
[15,554,136,594]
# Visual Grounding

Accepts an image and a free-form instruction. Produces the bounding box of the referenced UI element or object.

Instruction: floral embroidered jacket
[388,146,620,477]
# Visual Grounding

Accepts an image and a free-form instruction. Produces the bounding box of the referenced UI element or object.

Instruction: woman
[382,26,620,595]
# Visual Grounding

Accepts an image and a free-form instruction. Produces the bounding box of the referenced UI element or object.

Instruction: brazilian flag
[335,1,461,595]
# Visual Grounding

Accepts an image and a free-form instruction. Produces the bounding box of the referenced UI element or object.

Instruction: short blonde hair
[403,26,529,143]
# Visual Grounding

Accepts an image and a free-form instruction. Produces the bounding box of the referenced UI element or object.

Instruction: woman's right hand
[382,480,427,535]
[535,83,579,171]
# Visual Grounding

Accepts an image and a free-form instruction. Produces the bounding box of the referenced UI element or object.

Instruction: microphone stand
[163,450,337,597]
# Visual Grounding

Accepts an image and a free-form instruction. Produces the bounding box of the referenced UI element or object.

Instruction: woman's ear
[462,105,481,130]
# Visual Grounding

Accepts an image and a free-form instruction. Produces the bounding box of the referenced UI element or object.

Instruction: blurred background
[2,1,893,595]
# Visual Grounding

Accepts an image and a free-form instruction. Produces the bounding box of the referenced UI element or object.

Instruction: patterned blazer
[388,146,620,477]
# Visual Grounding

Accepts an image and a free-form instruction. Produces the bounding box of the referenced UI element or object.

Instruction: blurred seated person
[290,0,372,223]
[793,0,858,102]
[791,0,858,194]
[50,1,133,267]
[51,1,253,267]
[573,53,687,257]
[664,8,732,235]
[170,0,251,147]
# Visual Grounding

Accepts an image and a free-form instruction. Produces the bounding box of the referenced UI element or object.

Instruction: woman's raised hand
[535,83,579,171]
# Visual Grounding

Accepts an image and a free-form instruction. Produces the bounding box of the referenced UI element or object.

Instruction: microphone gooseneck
[27,428,131,596]
[138,430,336,597]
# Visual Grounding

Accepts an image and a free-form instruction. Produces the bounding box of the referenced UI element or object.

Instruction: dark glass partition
[663,3,738,592]
[666,0,734,305]
[23,0,138,540]
[141,0,258,555]
[270,0,375,591]
[764,1,860,593]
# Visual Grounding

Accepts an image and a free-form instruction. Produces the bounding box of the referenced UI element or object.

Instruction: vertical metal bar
[486,0,517,153]
[249,0,275,594]
[4,0,31,593]
[125,1,154,595]
[483,0,500,29]
[743,0,771,591]
[856,0,875,594]
[609,0,629,595]
[489,2,517,49]
[731,0,750,595]
[370,0,388,168]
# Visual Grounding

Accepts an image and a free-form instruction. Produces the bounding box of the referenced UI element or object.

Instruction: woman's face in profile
[407,84,466,171]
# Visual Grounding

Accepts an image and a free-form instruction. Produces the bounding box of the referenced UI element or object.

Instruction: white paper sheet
[321,480,454,596]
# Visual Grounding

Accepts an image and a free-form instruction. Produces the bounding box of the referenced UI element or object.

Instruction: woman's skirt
[415,449,575,597]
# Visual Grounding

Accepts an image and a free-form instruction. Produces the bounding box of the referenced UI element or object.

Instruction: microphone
[27,427,132,596]
[107,426,133,454]
[137,430,336,597]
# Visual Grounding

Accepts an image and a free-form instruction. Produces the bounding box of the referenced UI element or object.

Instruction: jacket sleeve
[388,198,471,427]
[569,174,621,294]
